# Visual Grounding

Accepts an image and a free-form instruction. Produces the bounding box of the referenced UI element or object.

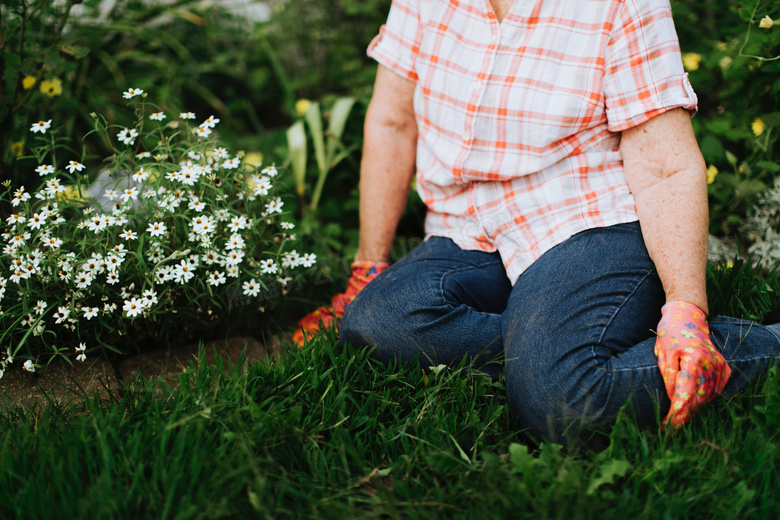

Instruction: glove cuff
[351,260,390,277]
[661,300,707,321]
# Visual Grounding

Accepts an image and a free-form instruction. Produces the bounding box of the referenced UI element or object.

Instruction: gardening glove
[654,301,732,429]
[292,261,389,346]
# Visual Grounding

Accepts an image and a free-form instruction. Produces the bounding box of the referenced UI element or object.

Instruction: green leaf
[304,102,326,175]
[759,112,780,126]
[725,150,738,168]
[326,97,356,163]
[756,161,780,173]
[3,51,21,104]
[586,459,631,495]
[286,120,307,197]
[509,443,541,474]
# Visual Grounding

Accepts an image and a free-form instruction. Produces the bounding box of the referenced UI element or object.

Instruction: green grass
[2,260,780,519]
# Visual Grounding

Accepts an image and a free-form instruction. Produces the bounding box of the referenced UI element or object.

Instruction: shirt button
[473,80,483,90]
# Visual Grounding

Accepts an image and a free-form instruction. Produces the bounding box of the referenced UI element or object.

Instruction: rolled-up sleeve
[367,0,423,83]
[602,0,697,132]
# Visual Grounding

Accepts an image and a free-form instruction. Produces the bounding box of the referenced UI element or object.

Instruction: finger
[717,362,732,394]
[658,352,680,400]
[670,370,697,427]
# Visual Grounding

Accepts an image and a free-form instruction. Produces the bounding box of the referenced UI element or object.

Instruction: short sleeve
[367,0,423,83]
[602,0,697,132]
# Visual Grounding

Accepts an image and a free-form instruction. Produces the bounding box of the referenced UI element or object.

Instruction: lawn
[2,322,780,518]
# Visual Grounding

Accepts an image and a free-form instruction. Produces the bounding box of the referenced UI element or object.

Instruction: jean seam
[593,266,658,364]
[437,260,505,309]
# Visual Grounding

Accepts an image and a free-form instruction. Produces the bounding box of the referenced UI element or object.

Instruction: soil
[0,334,289,410]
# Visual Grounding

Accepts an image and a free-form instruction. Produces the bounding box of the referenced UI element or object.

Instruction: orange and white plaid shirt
[368,0,697,283]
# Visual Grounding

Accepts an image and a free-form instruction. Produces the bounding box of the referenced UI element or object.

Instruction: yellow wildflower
[752,118,765,137]
[10,141,24,158]
[22,76,36,89]
[40,78,63,97]
[295,99,312,116]
[58,185,83,201]
[681,52,701,71]
[706,165,718,184]
[759,16,774,29]
[243,152,264,167]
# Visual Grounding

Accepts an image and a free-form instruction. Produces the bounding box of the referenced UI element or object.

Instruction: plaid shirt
[368,0,697,283]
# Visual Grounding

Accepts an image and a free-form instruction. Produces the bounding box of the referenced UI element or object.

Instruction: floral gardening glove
[292,261,389,346]
[654,301,732,429]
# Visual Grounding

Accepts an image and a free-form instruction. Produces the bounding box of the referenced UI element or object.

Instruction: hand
[654,301,731,429]
[292,261,389,346]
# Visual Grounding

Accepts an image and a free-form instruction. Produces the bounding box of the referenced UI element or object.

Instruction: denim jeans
[340,222,780,444]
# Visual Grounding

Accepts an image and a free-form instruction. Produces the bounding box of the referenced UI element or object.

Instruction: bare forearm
[354,66,418,264]
[621,108,710,315]
[633,169,709,315]
[355,119,417,263]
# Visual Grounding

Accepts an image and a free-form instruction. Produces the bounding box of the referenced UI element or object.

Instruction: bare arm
[354,65,418,264]
[620,108,709,315]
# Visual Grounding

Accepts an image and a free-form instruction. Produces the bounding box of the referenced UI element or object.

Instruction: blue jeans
[340,222,780,444]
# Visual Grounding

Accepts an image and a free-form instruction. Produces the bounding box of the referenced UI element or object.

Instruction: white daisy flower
[120,229,138,241]
[174,259,196,284]
[30,120,52,134]
[12,188,31,207]
[54,306,71,324]
[7,213,26,225]
[261,165,278,177]
[117,128,139,145]
[74,272,94,289]
[42,236,63,249]
[200,115,220,129]
[260,259,278,274]
[66,161,85,174]
[35,164,55,176]
[123,88,144,99]
[132,167,149,182]
[120,187,139,202]
[207,270,226,286]
[243,278,261,297]
[227,216,248,233]
[282,251,301,268]
[301,253,317,268]
[253,176,272,196]
[280,221,295,230]
[23,360,36,372]
[150,112,166,121]
[146,221,167,237]
[180,112,196,120]
[142,289,158,307]
[195,126,212,138]
[265,197,284,214]
[76,342,87,362]
[83,307,99,320]
[27,211,47,230]
[222,157,240,169]
[224,250,244,266]
[136,151,152,159]
[123,297,144,318]
[34,300,47,315]
[188,197,205,212]
[225,233,245,250]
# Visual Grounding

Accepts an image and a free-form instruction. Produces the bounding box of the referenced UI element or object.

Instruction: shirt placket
[454,6,502,233]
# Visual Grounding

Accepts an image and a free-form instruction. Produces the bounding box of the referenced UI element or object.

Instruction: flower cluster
[1,91,315,374]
